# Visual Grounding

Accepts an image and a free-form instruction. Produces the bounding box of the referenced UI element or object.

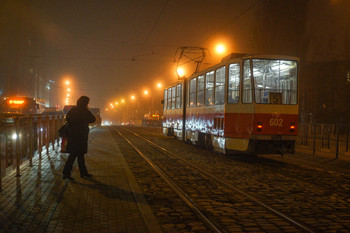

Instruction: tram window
[205,71,214,106]
[197,75,204,106]
[228,63,240,104]
[171,86,176,109]
[215,66,225,105]
[243,60,252,103]
[186,80,190,107]
[164,89,167,110]
[190,78,197,107]
[252,59,297,104]
[176,83,182,109]
[167,88,172,110]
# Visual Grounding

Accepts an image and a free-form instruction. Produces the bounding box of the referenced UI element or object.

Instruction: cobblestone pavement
[1,126,350,233]
[119,126,350,233]
[0,127,160,233]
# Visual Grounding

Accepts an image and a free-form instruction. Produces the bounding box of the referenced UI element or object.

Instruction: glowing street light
[144,90,149,95]
[177,67,185,78]
[121,99,125,103]
[215,44,226,54]
[157,83,162,89]
[131,95,135,100]
[65,80,70,85]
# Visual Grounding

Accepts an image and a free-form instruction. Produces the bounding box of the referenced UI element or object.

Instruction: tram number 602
[269,118,283,127]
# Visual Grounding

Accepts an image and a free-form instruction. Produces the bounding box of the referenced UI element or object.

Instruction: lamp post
[143,90,150,115]
[130,95,136,123]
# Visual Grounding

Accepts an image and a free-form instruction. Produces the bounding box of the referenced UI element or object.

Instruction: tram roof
[164,54,299,90]
[221,53,299,62]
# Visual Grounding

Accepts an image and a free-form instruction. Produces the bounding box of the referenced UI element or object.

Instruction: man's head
[77,96,90,107]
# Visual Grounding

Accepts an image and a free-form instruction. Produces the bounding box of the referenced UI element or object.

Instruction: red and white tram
[163,54,299,155]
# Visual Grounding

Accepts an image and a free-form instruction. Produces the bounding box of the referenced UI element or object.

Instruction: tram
[142,113,162,127]
[1,96,46,115]
[163,54,299,155]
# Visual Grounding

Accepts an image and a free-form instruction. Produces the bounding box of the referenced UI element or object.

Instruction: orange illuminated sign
[8,100,25,105]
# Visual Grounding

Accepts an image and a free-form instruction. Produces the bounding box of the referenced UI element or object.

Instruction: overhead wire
[126,0,170,91]
[198,0,261,46]
[151,0,261,84]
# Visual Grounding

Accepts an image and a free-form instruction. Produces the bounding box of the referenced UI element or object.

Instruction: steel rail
[122,126,316,233]
[111,127,225,233]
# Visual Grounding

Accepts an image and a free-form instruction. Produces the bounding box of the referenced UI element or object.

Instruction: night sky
[1,0,349,114]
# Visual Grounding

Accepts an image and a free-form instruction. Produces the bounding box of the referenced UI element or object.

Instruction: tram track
[112,126,225,233]
[111,126,315,233]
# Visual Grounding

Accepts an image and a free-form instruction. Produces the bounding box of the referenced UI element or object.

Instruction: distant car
[122,121,134,126]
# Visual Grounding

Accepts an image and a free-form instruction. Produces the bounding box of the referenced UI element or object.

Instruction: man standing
[62,96,96,180]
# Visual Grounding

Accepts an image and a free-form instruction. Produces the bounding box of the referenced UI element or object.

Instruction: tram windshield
[252,59,298,105]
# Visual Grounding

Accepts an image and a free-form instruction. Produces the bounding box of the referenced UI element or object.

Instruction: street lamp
[177,67,185,78]
[215,44,226,54]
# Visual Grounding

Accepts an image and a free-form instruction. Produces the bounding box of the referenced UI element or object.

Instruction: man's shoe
[63,175,75,180]
[81,173,93,178]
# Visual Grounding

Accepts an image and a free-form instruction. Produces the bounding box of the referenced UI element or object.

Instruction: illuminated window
[190,78,197,107]
[205,71,214,106]
[252,59,298,105]
[215,66,225,105]
[171,86,176,109]
[228,63,240,104]
[167,88,171,110]
[186,79,190,107]
[197,75,204,106]
[164,89,167,110]
[243,60,252,103]
[176,84,182,109]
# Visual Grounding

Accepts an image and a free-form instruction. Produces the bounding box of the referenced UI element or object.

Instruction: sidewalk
[262,147,350,175]
[0,127,161,232]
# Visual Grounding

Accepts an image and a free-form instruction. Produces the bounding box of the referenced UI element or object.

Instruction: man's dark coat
[66,106,96,154]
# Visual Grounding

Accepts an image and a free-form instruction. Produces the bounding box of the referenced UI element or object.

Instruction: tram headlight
[257,122,263,132]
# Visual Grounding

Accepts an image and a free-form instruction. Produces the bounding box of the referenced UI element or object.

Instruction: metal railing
[0,114,65,190]
[296,123,350,158]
